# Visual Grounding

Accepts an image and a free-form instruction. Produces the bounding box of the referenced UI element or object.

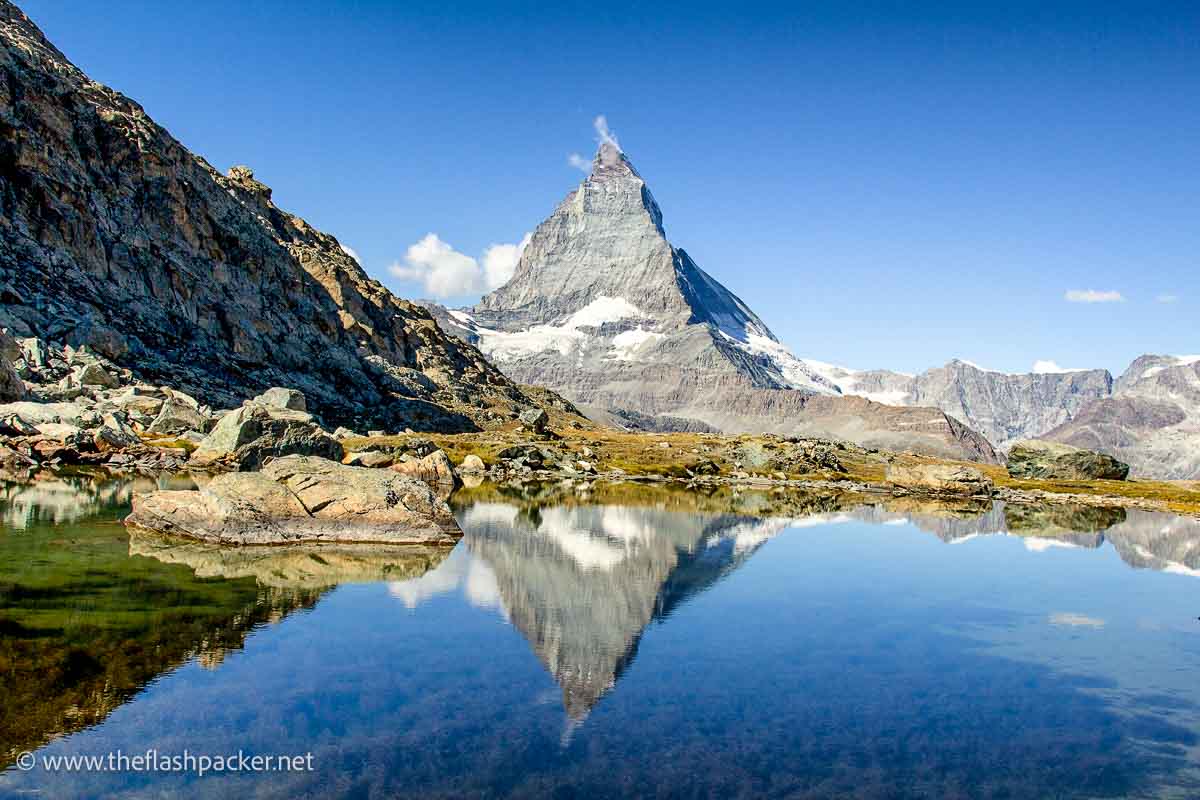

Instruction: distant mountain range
[802,355,1200,479]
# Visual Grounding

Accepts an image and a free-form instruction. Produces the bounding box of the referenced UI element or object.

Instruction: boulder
[1007,440,1130,481]
[252,387,307,412]
[392,449,460,498]
[0,401,87,426]
[344,450,394,468]
[189,402,342,470]
[885,463,994,497]
[92,413,141,451]
[518,407,549,434]
[333,426,361,440]
[148,396,212,436]
[459,453,486,473]
[125,456,462,545]
[73,362,118,388]
[0,330,23,402]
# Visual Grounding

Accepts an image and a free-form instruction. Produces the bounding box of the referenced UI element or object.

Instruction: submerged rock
[885,463,994,497]
[1007,440,1130,481]
[125,455,461,545]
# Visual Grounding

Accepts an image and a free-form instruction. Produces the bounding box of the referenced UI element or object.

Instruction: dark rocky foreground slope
[0,1,540,433]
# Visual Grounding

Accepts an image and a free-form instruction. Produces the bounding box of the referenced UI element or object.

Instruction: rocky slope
[0,1,541,433]
[1044,355,1200,480]
[427,145,998,464]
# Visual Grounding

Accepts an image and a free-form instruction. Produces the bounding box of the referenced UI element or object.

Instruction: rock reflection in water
[128,532,454,589]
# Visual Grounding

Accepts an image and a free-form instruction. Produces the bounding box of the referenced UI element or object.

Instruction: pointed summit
[591,142,639,179]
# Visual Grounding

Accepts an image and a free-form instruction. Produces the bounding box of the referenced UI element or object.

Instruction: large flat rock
[125,455,461,545]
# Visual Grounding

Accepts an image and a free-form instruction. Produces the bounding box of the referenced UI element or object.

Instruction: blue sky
[20,0,1199,375]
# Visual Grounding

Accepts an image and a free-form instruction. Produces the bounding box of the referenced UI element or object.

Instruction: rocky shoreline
[2,330,1196,545]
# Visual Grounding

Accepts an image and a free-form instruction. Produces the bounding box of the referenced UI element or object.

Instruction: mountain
[806,359,1114,451]
[0,1,543,432]
[427,144,998,464]
[1044,355,1200,480]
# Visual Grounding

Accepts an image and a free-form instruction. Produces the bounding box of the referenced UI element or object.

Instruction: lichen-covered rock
[1007,440,1130,481]
[125,456,461,545]
[189,402,342,470]
[885,463,994,497]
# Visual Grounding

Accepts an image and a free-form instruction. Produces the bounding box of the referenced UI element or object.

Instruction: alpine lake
[2,470,1199,799]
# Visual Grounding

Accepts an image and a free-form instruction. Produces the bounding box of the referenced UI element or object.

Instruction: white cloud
[1157,293,1179,304]
[390,233,530,298]
[567,152,590,173]
[480,233,532,290]
[1065,289,1124,304]
[340,243,361,264]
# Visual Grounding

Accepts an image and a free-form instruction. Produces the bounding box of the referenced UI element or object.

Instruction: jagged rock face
[431,145,998,464]
[0,2,534,432]
[809,360,1113,451]
[1045,356,1200,479]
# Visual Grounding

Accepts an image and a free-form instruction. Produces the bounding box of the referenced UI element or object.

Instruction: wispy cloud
[1156,293,1179,304]
[340,243,361,264]
[594,114,620,151]
[567,153,590,173]
[566,115,624,174]
[1065,289,1124,304]
[1049,612,1105,629]
[390,233,530,298]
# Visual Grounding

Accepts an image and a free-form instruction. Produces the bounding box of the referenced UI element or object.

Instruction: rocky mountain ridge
[811,355,1200,479]
[0,1,544,433]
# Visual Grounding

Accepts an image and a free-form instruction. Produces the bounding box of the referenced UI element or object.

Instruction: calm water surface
[2,475,1200,798]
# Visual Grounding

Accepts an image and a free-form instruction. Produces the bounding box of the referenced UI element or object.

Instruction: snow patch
[470,295,644,362]
[719,331,839,394]
[1032,360,1091,374]
[608,327,665,361]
